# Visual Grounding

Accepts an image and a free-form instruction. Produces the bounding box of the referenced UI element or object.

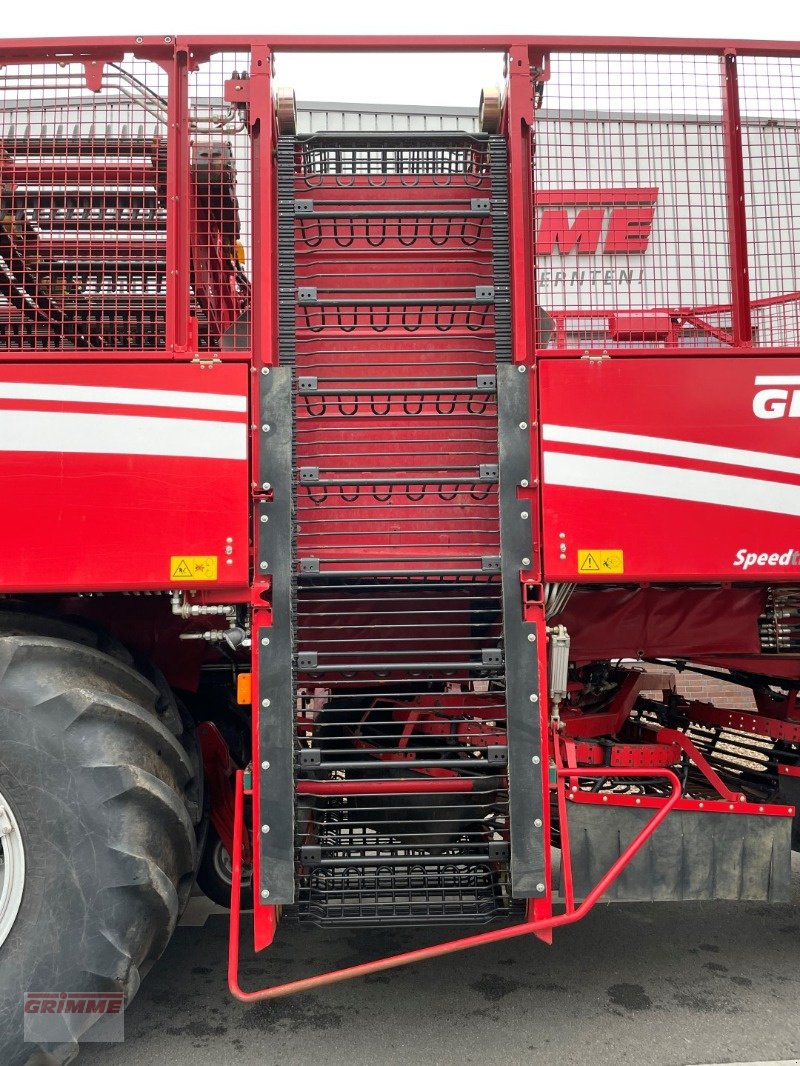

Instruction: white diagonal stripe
[0,381,247,413]
[542,424,800,478]
[543,451,800,517]
[0,410,247,461]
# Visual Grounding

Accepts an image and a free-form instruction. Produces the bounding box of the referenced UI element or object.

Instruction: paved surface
[81,868,800,1066]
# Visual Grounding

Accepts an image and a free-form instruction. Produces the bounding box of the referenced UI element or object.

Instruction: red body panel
[540,357,800,582]
[0,363,250,591]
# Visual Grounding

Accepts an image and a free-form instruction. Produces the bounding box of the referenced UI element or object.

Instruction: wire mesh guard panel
[0,57,168,351]
[189,53,252,351]
[0,52,253,353]
[532,52,800,351]
[740,57,800,348]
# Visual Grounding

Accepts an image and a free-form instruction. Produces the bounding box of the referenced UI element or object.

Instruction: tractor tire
[0,630,201,1066]
[196,824,253,910]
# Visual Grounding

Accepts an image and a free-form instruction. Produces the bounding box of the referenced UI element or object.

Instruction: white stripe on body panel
[0,410,247,461]
[542,424,800,479]
[543,452,800,518]
[0,382,247,413]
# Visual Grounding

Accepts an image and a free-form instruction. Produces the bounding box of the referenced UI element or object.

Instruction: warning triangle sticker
[171,558,193,580]
[579,553,600,572]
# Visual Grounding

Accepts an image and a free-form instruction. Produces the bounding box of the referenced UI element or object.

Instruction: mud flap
[563,803,791,903]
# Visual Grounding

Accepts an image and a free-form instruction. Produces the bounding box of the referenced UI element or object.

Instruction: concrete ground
[81,874,800,1066]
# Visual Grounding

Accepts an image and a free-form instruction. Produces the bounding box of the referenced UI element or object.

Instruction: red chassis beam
[1,35,799,59]
[227,764,681,1000]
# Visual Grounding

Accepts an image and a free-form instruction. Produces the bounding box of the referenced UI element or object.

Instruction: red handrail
[227,761,681,1001]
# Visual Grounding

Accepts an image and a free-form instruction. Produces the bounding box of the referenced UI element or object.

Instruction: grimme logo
[752,376,800,419]
[535,187,658,290]
[536,187,659,255]
[24,991,124,1043]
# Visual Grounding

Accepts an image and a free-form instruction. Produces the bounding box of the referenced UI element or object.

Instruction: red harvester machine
[1,33,800,1063]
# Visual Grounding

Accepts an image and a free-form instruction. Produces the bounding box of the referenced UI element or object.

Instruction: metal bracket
[477,374,497,391]
[471,198,491,213]
[479,463,499,482]
[297,651,318,670]
[487,745,509,767]
[300,557,320,574]
[482,647,504,667]
[256,367,295,906]
[475,285,495,301]
[481,556,501,572]
[297,287,318,302]
[295,199,314,214]
[299,466,320,483]
[497,362,545,896]
[298,376,318,392]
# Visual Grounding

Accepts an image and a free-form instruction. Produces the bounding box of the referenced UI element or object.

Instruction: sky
[2,0,798,107]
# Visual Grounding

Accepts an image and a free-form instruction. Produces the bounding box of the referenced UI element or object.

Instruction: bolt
[532,755,540,765]
[260,514,268,523]
[261,889,270,900]
[635,798,641,804]
[519,421,528,430]
[518,365,527,373]
[262,424,270,432]
[135,36,143,43]
[261,637,270,646]
[226,547,233,555]
[522,557,530,566]
[529,693,538,703]
[261,367,270,375]
[262,482,271,491]
[226,559,233,566]
[260,562,268,570]
[520,478,529,487]
[226,536,233,544]
[262,761,270,770]
[534,818,542,828]
[262,698,270,708]
[602,795,608,802]
[261,824,270,834]
[559,532,566,540]
[521,511,529,519]
[536,882,545,892]
[527,633,536,643]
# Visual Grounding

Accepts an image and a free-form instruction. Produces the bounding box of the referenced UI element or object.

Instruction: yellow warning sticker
[577,550,624,575]
[170,556,218,582]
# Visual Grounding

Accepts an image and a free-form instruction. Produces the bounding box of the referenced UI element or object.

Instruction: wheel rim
[212,838,252,889]
[0,789,26,948]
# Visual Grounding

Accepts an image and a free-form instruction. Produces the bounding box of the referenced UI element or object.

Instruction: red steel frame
[2,32,800,990]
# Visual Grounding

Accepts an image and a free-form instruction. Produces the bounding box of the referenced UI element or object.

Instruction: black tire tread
[0,629,199,1066]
